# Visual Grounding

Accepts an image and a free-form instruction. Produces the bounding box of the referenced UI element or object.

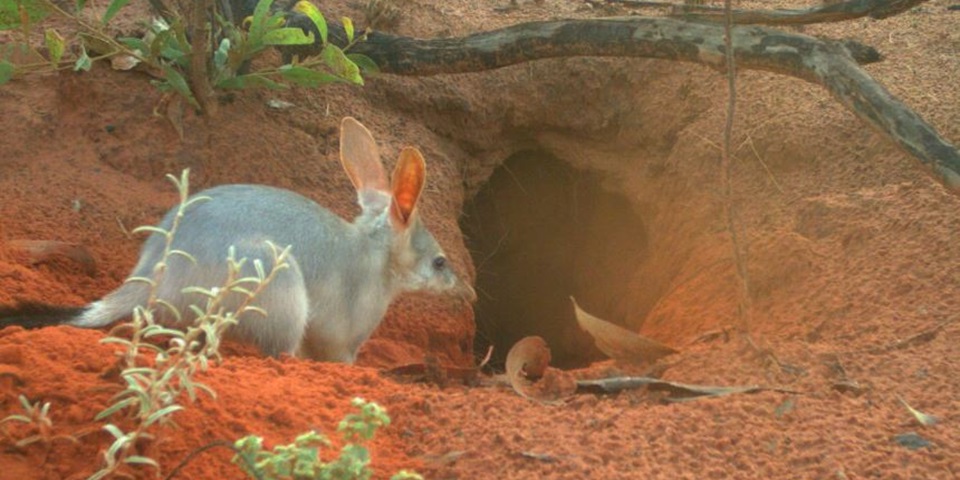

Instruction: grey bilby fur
[2,117,475,363]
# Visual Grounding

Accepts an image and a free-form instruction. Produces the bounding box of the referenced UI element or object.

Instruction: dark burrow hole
[460,151,650,369]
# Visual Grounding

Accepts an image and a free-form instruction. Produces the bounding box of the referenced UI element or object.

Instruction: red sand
[2,0,960,478]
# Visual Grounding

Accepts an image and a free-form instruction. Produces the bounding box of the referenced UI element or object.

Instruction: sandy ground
[1,0,959,478]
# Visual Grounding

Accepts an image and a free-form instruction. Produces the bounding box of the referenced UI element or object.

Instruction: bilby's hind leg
[151,239,309,357]
[298,321,360,364]
[226,253,309,357]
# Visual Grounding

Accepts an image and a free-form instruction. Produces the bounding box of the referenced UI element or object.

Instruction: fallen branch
[575,376,801,401]
[672,0,931,25]
[848,314,958,355]
[348,17,960,191]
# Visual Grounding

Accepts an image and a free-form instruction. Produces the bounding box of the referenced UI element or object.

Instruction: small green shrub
[88,169,294,479]
[0,394,74,448]
[1,170,418,480]
[233,398,423,480]
[0,0,376,113]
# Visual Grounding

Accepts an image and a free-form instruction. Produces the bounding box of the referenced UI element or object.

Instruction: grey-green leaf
[102,0,133,25]
[262,27,314,46]
[96,397,137,421]
[214,38,231,69]
[160,65,200,109]
[102,423,127,440]
[0,60,12,85]
[74,47,92,72]
[279,65,341,87]
[145,404,184,426]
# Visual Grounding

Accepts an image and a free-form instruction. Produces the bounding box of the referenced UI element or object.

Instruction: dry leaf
[571,297,677,364]
[505,336,550,381]
[7,240,96,276]
[896,394,938,427]
[505,336,576,404]
[110,54,140,71]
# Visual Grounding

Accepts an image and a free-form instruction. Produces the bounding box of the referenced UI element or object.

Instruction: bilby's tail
[0,302,89,329]
[0,284,144,331]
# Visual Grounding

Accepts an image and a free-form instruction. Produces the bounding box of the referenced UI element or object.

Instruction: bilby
[0,117,476,363]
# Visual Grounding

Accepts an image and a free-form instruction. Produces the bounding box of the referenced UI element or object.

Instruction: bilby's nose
[460,280,477,303]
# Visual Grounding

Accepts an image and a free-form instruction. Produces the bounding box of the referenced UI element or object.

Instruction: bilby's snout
[458,279,477,303]
[417,250,476,303]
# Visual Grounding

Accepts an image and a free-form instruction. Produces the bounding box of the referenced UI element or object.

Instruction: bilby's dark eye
[432,256,447,270]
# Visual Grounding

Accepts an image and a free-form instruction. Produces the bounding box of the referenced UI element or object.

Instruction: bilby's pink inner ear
[339,117,388,193]
[390,147,426,228]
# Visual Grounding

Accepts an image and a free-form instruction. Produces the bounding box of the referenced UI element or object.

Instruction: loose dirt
[1,0,959,478]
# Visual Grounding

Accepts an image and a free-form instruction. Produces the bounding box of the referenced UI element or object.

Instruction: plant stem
[721,0,752,332]
[37,0,153,67]
[187,0,216,115]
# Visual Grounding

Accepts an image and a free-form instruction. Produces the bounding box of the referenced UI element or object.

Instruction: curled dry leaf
[6,240,96,276]
[110,54,140,71]
[505,336,550,381]
[896,394,939,427]
[571,297,677,364]
[505,336,576,404]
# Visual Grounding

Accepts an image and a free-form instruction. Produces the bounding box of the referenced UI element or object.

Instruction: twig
[846,314,959,355]
[670,0,930,25]
[721,0,753,336]
[575,376,802,397]
[164,440,261,480]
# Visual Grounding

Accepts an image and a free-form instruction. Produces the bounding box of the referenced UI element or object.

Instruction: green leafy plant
[0,394,80,448]
[233,398,422,480]
[209,0,375,92]
[0,0,376,113]
[0,170,417,479]
[87,169,293,479]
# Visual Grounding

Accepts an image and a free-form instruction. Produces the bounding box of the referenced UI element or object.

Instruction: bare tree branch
[349,17,960,190]
[672,0,930,25]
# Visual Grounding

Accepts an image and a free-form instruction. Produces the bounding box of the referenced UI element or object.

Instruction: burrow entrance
[461,151,655,369]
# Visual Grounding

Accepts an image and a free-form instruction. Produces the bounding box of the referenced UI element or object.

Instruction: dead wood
[347,16,960,191]
[575,376,801,400]
[671,0,930,26]
[843,314,959,355]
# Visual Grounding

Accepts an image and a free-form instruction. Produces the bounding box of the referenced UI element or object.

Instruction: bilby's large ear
[340,117,389,199]
[390,147,426,228]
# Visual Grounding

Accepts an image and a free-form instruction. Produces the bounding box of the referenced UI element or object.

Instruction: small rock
[0,344,24,365]
[893,432,933,450]
[267,99,296,109]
